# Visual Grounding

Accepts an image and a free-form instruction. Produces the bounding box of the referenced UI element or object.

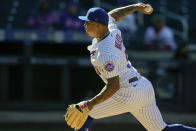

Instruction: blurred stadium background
[0,0,196,131]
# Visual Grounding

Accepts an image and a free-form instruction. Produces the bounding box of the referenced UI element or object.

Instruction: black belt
[129,76,138,83]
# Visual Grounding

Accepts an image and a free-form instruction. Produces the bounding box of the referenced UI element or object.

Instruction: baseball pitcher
[65,3,196,131]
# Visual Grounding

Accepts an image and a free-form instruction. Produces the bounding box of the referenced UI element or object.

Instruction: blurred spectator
[144,14,177,51]
[116,0,138,34]
[59,0,83,30]
[27,0,59,29]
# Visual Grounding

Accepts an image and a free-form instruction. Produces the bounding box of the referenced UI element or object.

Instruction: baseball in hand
[144,5,153,12]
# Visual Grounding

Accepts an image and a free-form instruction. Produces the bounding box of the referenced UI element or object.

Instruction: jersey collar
[87,33,110,51]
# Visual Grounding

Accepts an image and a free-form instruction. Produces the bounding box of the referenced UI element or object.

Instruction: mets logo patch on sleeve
[104,61,115,72]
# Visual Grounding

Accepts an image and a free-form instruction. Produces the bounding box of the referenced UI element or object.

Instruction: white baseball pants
[89,76,167,131]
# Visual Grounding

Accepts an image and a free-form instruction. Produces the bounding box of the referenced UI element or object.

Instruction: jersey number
[114,34,131,69]
[115,34,122,50]
[124,50,131,68]
[124,50,128,61]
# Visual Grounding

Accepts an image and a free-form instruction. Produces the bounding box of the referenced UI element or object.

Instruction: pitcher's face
[84,21,99,37]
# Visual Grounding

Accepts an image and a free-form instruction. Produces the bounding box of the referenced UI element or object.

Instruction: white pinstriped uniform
[87,17,167,131]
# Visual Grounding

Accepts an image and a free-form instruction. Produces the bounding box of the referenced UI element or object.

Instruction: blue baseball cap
[78,7,109,25]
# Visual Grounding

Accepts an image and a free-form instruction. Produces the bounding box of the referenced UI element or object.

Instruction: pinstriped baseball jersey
[88,17,139,87]
[88,17,167,131]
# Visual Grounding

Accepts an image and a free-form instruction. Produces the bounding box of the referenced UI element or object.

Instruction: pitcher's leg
[130,102,167,131]
[74,97,128,131]
[89,96,128,119]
